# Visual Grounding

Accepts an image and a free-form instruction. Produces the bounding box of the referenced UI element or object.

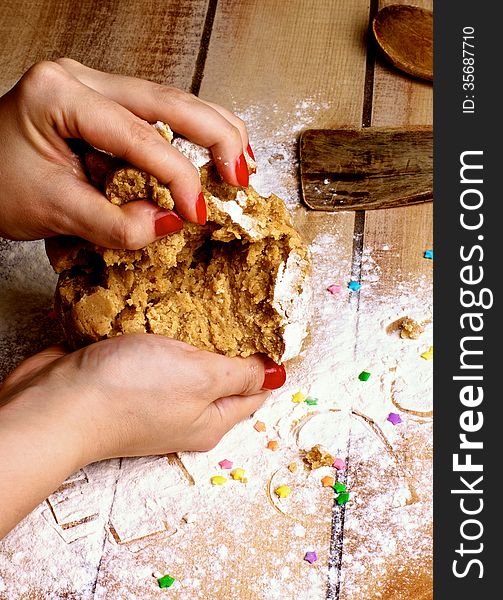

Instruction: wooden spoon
[372,4,433,81]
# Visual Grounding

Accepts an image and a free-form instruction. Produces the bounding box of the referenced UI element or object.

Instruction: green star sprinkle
[336,492,350,505]
[304,397,319,406]
[158,575,175,589]
[332,482,347,493]
[358,371,371,381]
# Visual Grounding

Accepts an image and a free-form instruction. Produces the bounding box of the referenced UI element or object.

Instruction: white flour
[0,101,432,599]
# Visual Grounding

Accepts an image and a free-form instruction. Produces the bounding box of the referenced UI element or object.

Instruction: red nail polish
[246,143,256,162]
[196,191,207,225]
[235,154,249,187]
[262,357,287,390]
[155,212,184,237]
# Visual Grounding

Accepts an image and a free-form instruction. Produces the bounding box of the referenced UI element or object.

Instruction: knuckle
[18,61,66,98]
[224,122,243,147]
[127,118,158,148]
[154,84,196,108]
[109,215,140,249]
[53,57,80,71]
[242,360,262,394]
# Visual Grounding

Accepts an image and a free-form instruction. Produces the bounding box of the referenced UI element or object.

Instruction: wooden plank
[0,0,209,93]
[338,0,433,598]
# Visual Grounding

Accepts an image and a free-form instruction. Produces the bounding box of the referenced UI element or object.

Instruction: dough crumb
[303,445,335,469]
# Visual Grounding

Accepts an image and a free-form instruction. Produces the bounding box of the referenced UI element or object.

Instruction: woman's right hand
[0,58,253,249]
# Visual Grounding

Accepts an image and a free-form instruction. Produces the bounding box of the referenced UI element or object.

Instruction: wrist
[0,384,89,538]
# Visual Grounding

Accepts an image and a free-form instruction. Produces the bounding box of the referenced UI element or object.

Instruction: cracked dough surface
[46,136,311,363]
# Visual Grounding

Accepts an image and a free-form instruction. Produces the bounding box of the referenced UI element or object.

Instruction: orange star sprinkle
[254,420,266,432]
[267,440,279,451]
[321,475,335,487]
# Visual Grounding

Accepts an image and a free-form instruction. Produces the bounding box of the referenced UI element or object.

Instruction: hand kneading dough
[46,125,312,363]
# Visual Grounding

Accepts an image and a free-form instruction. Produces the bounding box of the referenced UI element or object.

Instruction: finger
[198,352,286,401]
[1,345,68,393]
[208,390,270,435]
[44,69,204,224]
[197,99,256,172]
[54,59,249,187]
[54,176,184,249]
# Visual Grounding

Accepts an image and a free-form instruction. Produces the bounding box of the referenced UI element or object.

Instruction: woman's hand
[0,334,285,537]
[0,59,253,249]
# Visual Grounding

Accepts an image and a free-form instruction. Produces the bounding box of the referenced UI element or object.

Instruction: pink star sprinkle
[332,458,346,470]
[304,551,318,564]
[218,459,233,469]
[327,284,341,294]
[387,412,402,425]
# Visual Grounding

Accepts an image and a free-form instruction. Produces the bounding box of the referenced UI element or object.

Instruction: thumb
[208,390,271,436]
[200,353,287,401]
[60,178,184,249]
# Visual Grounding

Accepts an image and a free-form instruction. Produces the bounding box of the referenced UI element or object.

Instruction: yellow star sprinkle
[288,462,298,473]
[230,468,245,481]
[292,391,305,404]
[421,346,434,360]
[275,485,292,498]
[210,476,227,486]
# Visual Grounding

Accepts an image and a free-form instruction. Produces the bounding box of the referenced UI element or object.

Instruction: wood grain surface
[300,126,433,210]
[0,0,433,598]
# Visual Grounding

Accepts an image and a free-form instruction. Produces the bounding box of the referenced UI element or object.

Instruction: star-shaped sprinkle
[332,458,346,470]
[230,468,245,481]
[218,459,233,470]
[332,482,347,493]
[336,492,350,505]
[254,420,266,432]
[267,440,279,451]
[288,462,298,473]
[304,551,318,564]
[348,280,362,292]
[157,575,175,588]
[304,397,318,406]
[421,346,433,360]
[275,485,291,498]
[292,391,305,404]
[424,249,433,259]
[387,412,402,425]
[327,284,341,294]
[358,370,371,381]
[321,476,335,487]
[210,475,227,486]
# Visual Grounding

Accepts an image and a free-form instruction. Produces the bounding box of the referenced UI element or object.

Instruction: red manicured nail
[262,357,287,390]
[246,143,256,162]
[196,191,207,225]
[235,154,249,187]
[155,212,184,237]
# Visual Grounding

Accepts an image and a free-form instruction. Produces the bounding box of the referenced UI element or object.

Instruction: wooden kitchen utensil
[372,4,433,81]
[299,126,432,211]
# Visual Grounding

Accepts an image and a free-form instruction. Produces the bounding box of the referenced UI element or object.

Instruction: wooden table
[0,1,433,598]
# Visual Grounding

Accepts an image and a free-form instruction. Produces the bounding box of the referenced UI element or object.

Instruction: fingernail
[155,212,184,237]
[196,191,207,225]
[262,357,287,390]
[235,154,249,187]
[246,143,256,162]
